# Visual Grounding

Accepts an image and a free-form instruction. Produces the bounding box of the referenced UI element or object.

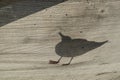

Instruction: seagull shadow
[50,32,108,65]
[56,32,108,57]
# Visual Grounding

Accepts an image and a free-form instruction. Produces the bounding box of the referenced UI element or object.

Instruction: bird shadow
[52,32,108,64]
[0,0,67,27]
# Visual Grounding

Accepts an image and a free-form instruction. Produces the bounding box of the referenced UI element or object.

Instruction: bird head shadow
[59,32,72,41]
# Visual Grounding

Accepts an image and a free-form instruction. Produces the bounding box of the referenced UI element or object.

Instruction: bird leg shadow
[62,57,73,66]
[49,57,74,66]
[49,57,62,64]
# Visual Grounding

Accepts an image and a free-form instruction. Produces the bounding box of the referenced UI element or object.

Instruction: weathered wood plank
[0,0,120,80]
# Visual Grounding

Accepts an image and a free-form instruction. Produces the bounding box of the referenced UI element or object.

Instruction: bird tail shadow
[95,40,108,48]
[100,40,108,44]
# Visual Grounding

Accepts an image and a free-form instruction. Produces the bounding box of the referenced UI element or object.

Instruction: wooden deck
[0,0,120,80]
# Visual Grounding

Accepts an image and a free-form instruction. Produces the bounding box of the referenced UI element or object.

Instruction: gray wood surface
[0,0,120,80]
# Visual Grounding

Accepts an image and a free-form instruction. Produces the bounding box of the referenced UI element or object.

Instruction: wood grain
[0,0,120,80]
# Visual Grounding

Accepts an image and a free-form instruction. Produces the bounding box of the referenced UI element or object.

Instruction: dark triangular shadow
[0,0,67,27]
[0,0,20,8]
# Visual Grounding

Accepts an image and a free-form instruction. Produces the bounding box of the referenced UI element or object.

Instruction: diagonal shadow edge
[0,0,68,27]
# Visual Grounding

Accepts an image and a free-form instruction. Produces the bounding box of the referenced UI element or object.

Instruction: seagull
[49,32,108,66]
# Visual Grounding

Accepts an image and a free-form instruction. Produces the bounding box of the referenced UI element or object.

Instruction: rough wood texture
[0,0,120,80]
